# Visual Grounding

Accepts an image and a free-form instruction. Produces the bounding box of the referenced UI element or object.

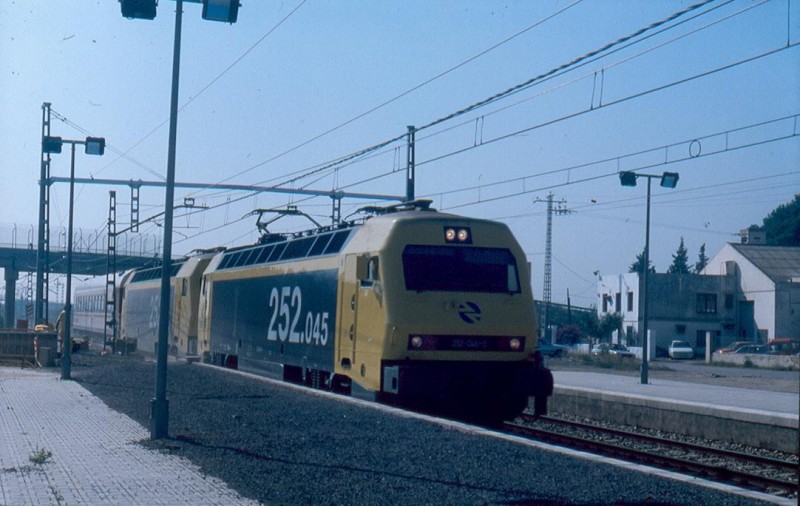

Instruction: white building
[597,270,738,355]
[598,243,800,354]
[702,243,800,341]
[596,273,639,344]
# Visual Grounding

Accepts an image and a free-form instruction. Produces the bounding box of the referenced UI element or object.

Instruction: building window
[615,293,621,313]
[627,291,634,312]
[724,294,733,309]
[696,293,717,314]
[602,294,610,313]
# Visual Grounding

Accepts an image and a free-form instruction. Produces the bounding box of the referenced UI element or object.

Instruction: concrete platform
[551,371,799,453]
[0,367,259,506]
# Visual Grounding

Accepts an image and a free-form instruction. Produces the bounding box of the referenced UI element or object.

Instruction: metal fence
[0,330,58,366]
[0,223,161,258]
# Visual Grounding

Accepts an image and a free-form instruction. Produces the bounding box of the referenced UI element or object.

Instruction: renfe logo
[457,301,481,324]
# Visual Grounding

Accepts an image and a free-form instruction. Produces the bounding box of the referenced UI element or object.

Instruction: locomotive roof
[205,206,510,273]
[212,225,356,272]
[129,260,186,283]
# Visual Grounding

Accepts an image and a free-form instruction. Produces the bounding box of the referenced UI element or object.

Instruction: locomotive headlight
[508,337,522,351]
[410,336,424,349]
[444,226,472,243]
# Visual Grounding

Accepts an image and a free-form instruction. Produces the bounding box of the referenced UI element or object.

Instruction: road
[549,356,799,394]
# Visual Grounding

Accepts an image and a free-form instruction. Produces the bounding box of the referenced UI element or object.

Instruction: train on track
[73,201,544,420]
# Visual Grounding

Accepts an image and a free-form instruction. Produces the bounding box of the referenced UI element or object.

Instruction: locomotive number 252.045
[266,286,330,346]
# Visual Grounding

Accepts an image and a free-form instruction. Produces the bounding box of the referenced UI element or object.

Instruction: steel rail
[505,418,798,497]
[520,414,798,473]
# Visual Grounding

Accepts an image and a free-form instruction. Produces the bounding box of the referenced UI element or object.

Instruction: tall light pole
[119,0,241,440]
[42,136,106,380]
[619,171,679,385]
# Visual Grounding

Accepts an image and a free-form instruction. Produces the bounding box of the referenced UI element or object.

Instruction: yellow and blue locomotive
[197,201,540,420]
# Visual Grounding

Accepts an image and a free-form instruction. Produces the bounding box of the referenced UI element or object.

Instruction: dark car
[591,343,635,358]
[733,344,768,354]
[537,341,569,357]
[767,338,800,355]
[716,341,753,354]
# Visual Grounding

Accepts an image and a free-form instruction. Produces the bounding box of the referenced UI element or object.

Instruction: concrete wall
[711,353,799,370]
[0,330,58,365]
[552,386,798,453]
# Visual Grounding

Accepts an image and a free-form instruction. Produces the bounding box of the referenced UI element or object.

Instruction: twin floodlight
[444,227,471,244]
[120,0,240,23]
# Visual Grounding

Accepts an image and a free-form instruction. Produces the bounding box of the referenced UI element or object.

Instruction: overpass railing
[0,223,162,258]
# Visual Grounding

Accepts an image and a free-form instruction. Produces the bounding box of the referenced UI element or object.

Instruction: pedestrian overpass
[0,224,163,327]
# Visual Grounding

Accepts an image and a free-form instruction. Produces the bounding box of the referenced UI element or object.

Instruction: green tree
[762,194,800,246]
[587,313,623,342]
[629,247,655,274]
[667,237,690,274]
[694,243,708,273]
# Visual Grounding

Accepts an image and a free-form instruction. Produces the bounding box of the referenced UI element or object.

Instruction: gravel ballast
[69,354,777,505]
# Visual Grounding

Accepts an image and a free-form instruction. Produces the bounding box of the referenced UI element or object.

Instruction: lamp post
[119,0,241,440]
[619,171,679,385]
[42,136,106,380]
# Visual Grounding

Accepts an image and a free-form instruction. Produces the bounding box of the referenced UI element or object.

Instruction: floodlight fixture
[660,172,680,189]
[43,136,63,154]
[202,0,240,23]
[120,0,158,20]
[85,137,106,156]
[619,171,637,187]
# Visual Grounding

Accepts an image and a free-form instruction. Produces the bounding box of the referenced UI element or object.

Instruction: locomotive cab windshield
[402,245,520,294]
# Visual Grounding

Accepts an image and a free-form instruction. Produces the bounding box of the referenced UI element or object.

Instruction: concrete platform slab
[0,367,258,505]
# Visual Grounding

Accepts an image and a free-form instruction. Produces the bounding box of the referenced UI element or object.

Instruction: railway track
[505,414,798,499]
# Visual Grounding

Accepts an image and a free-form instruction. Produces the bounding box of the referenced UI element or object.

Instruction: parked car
[715,341,753,354]
[766,338,800,355]
[537,341,569,357]
[732,344,768,354]
[591,343,635,358]
[607,343,635,358]
[668,340,694,359]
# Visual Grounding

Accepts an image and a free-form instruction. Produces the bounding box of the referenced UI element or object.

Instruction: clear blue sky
[1,0,798,307]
